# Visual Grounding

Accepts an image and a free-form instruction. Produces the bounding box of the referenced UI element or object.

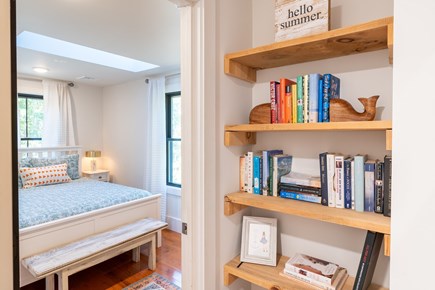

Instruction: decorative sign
[275,0,330,42]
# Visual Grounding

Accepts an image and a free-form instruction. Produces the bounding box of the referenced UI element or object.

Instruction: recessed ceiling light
[32,67,49,73]
[17,31,159,73]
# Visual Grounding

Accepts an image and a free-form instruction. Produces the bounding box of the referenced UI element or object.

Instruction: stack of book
[281,253,348,290]
[270,73,340,124]
[279,171,322,203]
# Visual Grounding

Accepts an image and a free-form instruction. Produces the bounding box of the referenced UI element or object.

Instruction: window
[166,91,181,187]
[18,93,43,148]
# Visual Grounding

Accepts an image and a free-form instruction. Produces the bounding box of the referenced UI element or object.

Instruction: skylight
[17,31,159,72]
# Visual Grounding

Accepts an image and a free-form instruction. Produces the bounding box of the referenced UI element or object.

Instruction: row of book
[318,153,392,217]
[279,230,383,290]
[270,73,340,124]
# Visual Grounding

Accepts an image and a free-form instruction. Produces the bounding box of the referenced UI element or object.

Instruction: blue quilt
[19,178,156,229]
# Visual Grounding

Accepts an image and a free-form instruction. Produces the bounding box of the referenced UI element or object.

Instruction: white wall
[0,0,14,288]
[216,0,393,289]
[391,1,435,289]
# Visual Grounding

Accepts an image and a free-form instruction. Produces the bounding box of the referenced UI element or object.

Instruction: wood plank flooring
[20,229,181,290]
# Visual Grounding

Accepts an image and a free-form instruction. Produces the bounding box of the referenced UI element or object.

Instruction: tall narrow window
[166,91,181,187]
[18,93,43,148]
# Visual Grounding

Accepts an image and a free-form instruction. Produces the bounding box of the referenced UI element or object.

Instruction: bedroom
[15,0,182,289]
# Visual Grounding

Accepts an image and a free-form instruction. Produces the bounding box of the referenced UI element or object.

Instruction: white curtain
[143,77,167,222]
[42,80,76,146]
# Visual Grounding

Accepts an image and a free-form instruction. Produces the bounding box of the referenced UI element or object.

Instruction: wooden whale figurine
[330,95,379,122]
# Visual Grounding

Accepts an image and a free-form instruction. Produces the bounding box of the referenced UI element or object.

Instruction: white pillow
[20,163,71,189]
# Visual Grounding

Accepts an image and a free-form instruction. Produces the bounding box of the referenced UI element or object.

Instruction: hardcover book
[272,154,293,196]
[280,183,321,196]
[280,78,297,123]
[353,231,383,290]
[303,74,309,123]
[253,154,263,194]
[239,155,246,192]
[354,154,368,212]
[383,155,392,217]
[319,152,329,206]
[318,77,324,122]
[343,156,353,209]
[364,160,376,212]
[297,75,304,123]
[309,73,322,123]
[326,153,336,207]
[334,155,345,209]
[270,81,280,123]
[374,160,384,213]
[292,83,298,123]
[285,253,340,285]
[262,150,284,196]
[281,267,349,290]
[246,151,254,193]
[280,191,321,203]
[322,74,341,122]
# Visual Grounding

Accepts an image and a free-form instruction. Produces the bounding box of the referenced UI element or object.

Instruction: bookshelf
[224,255,388,290]
[223,16,393,290]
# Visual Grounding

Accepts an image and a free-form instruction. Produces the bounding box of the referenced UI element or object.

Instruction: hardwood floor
[20,229,181,290]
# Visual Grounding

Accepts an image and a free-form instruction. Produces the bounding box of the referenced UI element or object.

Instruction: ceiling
[16,0,180,87]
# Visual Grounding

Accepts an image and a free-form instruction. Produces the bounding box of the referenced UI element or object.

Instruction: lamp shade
[85,150,101,158]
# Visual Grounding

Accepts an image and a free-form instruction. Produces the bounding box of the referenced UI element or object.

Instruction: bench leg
[148,234,157,270]
[132,246,141,262]
[57,272,69,290]
[45,275,55,290]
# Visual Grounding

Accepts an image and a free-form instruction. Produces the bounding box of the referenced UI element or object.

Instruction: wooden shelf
[224,17,393,83]
[224,255,388,290]
[224,192,390,235]
[224,120,392,146]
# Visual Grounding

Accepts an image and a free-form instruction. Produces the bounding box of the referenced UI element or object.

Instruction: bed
[18,146,161,287]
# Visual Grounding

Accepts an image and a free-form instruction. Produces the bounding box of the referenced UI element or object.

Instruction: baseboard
[166,215,182,233]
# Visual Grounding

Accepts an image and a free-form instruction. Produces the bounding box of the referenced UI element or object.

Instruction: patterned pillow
[20,163,71,189]
[18,154,80,188]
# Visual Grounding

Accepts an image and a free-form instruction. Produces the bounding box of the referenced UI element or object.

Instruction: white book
[246,152,253,193]
[334,155,345,209]
[351,159,355,210]
[326,153,336,207]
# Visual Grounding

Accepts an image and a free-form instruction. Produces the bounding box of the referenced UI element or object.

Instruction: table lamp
[85,150,101,172]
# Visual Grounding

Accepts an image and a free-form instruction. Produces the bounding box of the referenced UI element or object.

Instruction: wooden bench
[22,218,167,290]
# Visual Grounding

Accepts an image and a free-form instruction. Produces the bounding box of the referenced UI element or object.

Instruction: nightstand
[82,169,110,182]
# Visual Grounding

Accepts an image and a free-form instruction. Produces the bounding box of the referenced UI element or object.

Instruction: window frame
[17,93,43,148]
[166,91,181,188]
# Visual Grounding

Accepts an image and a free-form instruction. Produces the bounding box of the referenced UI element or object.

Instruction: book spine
[330,75,341,99]
[280,191,322,203]
[319,152,329,206]
[354,155,367,212]
[322,74,330,122]
[353,231,384,290]
[282,269,335,290]
[383,155,392,217]
[292,84,298,123]
[270,81,278,124]
[351,159,355,210]
[364,160,376,212]
[253,155,262,194]
[297,76,304,123]
[343,157,352,209]
[285,264,333,285]
[326,153,336,207]
[285,85,292,123]
[272,156,278,196]
[246,152,253,193]
[280,184,321,195]
[276,82,282,123]
[308,73,320,123]
[335,155,345,209]
[318,78,323,122]
[374,160,384,213]
[303,75,309,123]
[239,155,246,192]
[244,154,249,192]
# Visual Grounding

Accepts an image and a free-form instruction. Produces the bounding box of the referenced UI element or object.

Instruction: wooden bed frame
[18,146,161,287]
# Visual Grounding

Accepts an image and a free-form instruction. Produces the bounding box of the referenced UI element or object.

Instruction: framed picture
[240,216,278,266]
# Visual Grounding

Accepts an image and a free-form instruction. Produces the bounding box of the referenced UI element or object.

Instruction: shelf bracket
[224,57,257,83]
[224,196,247,216]
[223,269,239,286]
[384,234,390,256]
[224,131,256,146]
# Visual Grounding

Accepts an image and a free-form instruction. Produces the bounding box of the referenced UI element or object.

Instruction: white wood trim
[168,0,199,8]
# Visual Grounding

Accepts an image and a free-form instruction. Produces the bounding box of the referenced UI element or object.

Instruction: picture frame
[240,216,278,266]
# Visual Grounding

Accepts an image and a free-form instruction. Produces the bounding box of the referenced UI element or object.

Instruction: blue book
[322,74,341,122]
[280,190,321,203]
[253,155,263,194]
[344,157,353,209]
[318,78,323,122]
[262,150,283,196]
[354,154,368,212]
[308,73,321,123]
[364,160,376,212]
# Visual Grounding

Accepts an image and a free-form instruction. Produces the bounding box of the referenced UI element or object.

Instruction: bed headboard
[18,146,83,173]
